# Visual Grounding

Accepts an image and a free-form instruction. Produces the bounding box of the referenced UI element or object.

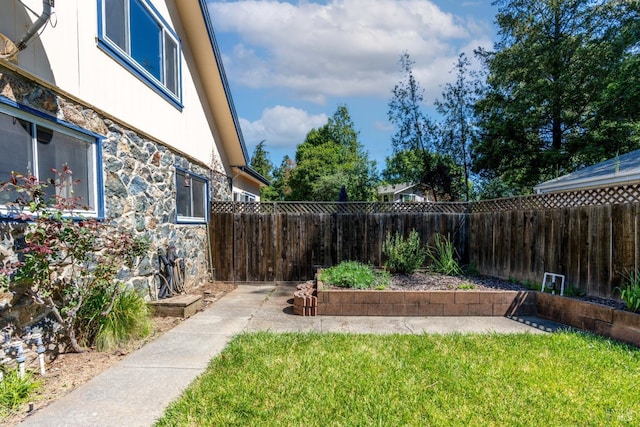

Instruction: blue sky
[207,0,498,169]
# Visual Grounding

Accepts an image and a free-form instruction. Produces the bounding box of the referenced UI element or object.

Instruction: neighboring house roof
[534,149,640,194]
[377,183,418,195]
[175,1,268,187]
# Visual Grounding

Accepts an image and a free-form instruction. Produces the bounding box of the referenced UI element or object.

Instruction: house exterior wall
[0,1,238,327]
[2,0,227,168]
[233,175,261,202]
[0,66,227,296]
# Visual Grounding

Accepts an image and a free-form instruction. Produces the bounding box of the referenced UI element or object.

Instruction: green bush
[0,369,40,418]
[94,287,153,351]
[382,230,425,274]
[426,233,463,276]
[0,168,150,352]
[617,270,640,312]
[320,261,390,290]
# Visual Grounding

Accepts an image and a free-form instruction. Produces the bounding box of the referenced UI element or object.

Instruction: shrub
[617,270,640,312]
[319,261,389,290]
[426,233,463,276]
[78,285,153,350]
[0,369,40,418]
[0,167,149,352]
[382,230,425,274]
[94,287,153,351]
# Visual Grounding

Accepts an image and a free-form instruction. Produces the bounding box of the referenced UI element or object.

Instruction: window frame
[0,98,105,220]
[233,191,256,202]
[175,167,209,224]
[97,0,183,110]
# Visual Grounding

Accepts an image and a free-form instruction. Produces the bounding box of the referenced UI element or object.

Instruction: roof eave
[173,1,250,167]
[232,166,271,187]
[535,171,640,193]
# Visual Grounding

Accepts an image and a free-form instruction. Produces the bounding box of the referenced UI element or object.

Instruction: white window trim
[233,191,256,202]
[175,168,209,224]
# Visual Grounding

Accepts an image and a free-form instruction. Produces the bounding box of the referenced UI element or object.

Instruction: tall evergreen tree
[249,140,278,200]
[249,140,273,180]
[435,53,477,201]
[473,0,640,192]
[387,52,462,201]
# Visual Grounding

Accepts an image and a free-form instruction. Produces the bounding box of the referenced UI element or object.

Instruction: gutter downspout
[1,0,54,60]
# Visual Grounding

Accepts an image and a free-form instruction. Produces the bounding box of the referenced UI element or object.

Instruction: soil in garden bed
[388,272,528,291]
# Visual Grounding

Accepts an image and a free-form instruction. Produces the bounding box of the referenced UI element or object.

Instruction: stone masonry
[0,67,230,328]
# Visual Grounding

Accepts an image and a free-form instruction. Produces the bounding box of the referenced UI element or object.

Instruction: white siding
[1,0,221,167]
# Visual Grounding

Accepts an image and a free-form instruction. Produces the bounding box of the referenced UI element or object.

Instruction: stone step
[148,294,203,318]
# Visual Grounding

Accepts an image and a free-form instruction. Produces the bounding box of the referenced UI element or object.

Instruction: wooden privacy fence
[469,183,640,297]
[209,202,469,282]
[209,184,640,297]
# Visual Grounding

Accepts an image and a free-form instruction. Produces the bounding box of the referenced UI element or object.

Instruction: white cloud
[208,0,492,104]
[240,105,328,153]
[374,120,394,132]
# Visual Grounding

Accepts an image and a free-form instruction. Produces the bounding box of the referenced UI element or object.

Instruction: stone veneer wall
[0,67,229,327]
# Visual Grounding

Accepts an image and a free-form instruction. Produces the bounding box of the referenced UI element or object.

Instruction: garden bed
[311,271,640,347]
[536,293,640,347]
[315,272,537,316]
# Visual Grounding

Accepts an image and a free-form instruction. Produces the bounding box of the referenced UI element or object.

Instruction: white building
[377,183,427,202]
[0,0,268,291]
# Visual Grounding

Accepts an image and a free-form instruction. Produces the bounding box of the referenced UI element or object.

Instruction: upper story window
[176,168,208,224]
[98,0,182,109]
[233,191,256,202]
[0,102,102,218]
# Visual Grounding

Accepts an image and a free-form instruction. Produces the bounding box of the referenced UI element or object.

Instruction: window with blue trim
[176,169,208,223]
[98,0,181,106]
[0,105,101,218]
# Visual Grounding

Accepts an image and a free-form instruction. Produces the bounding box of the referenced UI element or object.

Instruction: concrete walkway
[20,284,563,427]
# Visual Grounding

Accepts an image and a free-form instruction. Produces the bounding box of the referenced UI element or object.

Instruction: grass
[94,287,153,351]
[156,332,640,426]
[0,370,40,419]
[319,261,390,289]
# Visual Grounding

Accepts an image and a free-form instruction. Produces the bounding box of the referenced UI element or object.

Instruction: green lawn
[156,332,639,426]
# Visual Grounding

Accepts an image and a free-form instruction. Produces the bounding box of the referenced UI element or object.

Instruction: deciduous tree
[435,53,477,201]
[387,53,463,201]
[287,106,378,201]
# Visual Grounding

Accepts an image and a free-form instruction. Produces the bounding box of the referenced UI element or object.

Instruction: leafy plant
[319,261,389,290]
[458,283,476,290]
[93,287,153,351]
[565,286,586,297]
[382,230,425,274]
[524,280,540,290]
[0,167,150,352]
[617,270,640,312]
[0,369,40,418]
[426,233,463,276]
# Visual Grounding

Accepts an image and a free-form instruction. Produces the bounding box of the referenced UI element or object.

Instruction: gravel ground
[323,270,630,311]
[389,271,530,291]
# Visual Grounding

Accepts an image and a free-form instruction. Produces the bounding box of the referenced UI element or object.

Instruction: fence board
[612,204,636,288]
[210,199,640,297]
